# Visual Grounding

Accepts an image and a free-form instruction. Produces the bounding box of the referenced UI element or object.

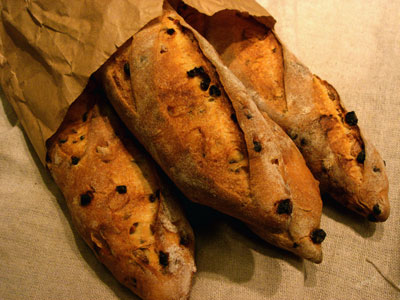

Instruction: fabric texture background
[0,0,399,299]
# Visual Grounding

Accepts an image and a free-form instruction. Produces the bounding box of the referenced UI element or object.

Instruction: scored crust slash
[176,1,390,222]
[100,3,326,264]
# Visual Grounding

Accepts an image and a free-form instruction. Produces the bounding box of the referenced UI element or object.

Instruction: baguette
[178,5,390,222]
[46,80,195,300]
[100,4,325,263]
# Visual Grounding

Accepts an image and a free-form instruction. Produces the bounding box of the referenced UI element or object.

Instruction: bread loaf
[100,4,325,263]
[46,80,195,300]
[178,5,389,222]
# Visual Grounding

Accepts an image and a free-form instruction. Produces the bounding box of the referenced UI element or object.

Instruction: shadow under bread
[321,193,380,239]
[181,194,311,297]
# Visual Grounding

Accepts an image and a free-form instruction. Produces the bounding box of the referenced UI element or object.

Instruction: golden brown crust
[46,80,195,300]
[100,5,325,263]
[180,6,389,222]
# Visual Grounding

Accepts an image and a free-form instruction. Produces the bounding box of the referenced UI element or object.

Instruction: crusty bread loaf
[46,80,195,300]
[178,6,389,222]
[100,5,325,263]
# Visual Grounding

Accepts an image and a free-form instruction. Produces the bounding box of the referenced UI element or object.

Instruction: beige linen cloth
[1,0,399,299]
